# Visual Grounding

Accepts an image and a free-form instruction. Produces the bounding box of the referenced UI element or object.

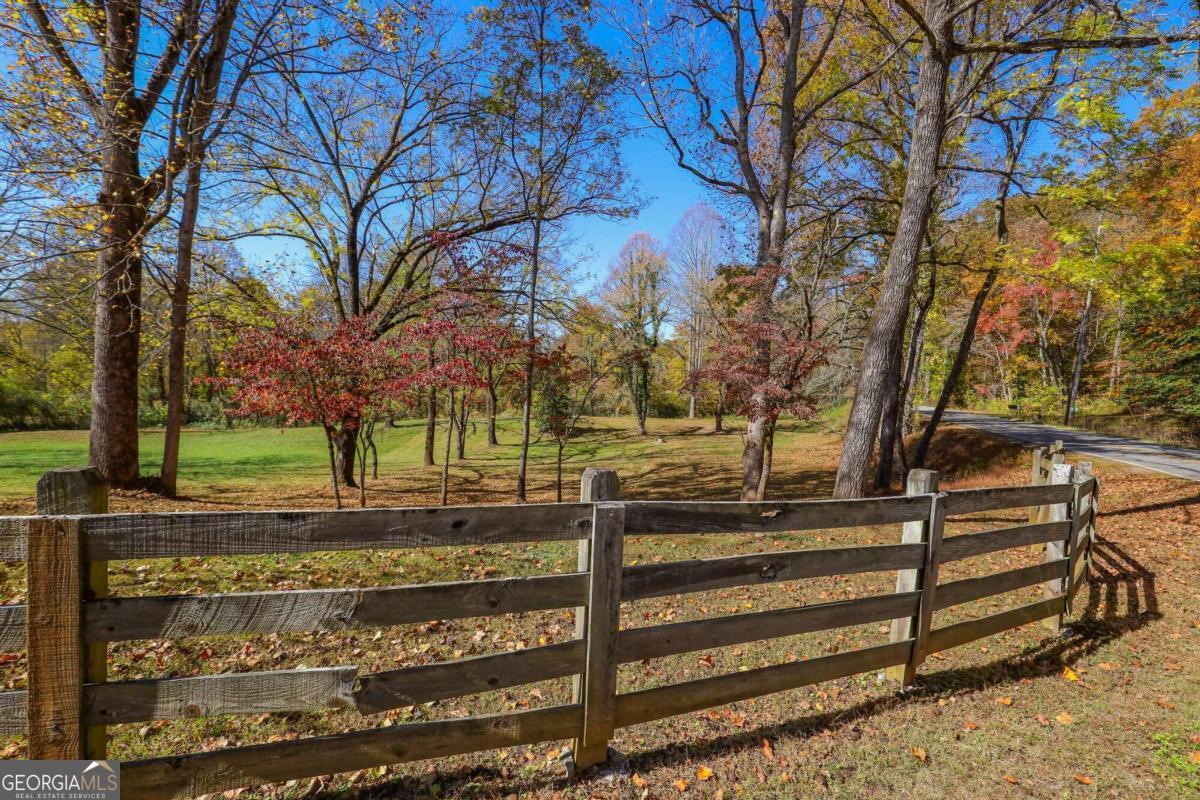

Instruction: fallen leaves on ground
[1074,774,1094,785]
[911,746,928,763]
[1055,711,1074,725]
[697,766,714,781]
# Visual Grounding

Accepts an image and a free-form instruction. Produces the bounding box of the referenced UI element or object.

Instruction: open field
[1,418,1198,798]
[0,415,854,511]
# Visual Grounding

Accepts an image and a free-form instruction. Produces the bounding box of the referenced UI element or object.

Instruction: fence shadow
[327,548,1157,800]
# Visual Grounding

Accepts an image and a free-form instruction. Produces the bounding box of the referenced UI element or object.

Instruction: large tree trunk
[516,216,542,503]
[873,339,904,490]
[754,417,776,500]
[90,110,145,488]
[160,160,202,498]
[834,7,952,498]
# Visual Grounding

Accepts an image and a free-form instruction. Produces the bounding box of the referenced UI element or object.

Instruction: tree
[605,233,670,436]
[218,315,424,507]
[475,0,633,503]
[535,342,611,501]
[160,0,286,496]
[836,1,1200,497]
[229,1,537,488]
[698,266,826,497]
[3,0,272,484]
[625,0,903,499]
[912,51,1072,469]
[668,204,726,419]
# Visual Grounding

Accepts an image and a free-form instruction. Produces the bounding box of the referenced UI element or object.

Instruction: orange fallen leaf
[1002,775,1019,785]
[1074,775,1094,785]
[1189,752,1200,765]
[1055,712,1074,725]
[1098,662,1114,671]
[1062,667,1080,682]
[761,739,774,759]
[1035,713,1050,727]
[963,721,980,731]
[697,766,714,781]
[911,746,928,763]
[632,774,648,789]
[674,777,688,792]
[996,696,1013,706]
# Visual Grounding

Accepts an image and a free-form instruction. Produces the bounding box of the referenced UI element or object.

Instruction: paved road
[923,408,1200,481]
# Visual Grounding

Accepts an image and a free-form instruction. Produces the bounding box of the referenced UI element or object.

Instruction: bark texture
[834,3,952,498]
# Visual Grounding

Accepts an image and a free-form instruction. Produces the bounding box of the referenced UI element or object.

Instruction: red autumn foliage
[214,235,529,506]
[697,266,826,423]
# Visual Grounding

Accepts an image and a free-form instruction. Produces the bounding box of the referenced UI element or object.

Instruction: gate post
[887,469,942,686]
[34,467,107,759]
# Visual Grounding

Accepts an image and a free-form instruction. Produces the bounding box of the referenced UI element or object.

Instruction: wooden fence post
[35,467,107,759]
[1042,462,1076,632]
[1029,443,1065,551]
[1028,447,1046,522]
[886,469,942,685]
[572,501,624,770]
[570,468,619,771]
[26,517,85,759]
[1064,462,1093,612]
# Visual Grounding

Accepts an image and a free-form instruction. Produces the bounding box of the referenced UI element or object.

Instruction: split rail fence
[0,460,1098,798]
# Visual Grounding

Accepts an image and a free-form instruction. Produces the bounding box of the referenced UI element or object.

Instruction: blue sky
[564,130,707,287]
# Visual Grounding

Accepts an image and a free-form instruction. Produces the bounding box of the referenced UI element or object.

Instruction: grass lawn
[0,414,850,511]
[0,417,1197,799]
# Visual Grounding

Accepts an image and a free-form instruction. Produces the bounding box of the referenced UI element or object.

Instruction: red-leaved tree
[216,314,434,507]
[697,266,826,500]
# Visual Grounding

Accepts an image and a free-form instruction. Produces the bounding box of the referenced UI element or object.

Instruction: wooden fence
[0,460,1099,798]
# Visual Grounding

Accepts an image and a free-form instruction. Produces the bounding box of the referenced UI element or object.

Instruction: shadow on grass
[322,534,1156,799]
[1101,490,1200,519]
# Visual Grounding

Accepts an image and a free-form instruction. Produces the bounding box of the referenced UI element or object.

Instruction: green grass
[0,415,836,505]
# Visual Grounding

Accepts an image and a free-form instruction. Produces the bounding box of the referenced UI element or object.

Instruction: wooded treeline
[0,0,1197,502]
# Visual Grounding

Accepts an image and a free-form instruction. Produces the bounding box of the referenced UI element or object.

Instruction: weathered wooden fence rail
[0,460,1099,798]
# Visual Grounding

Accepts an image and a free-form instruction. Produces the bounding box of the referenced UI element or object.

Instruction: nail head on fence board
[35,467,107,760]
